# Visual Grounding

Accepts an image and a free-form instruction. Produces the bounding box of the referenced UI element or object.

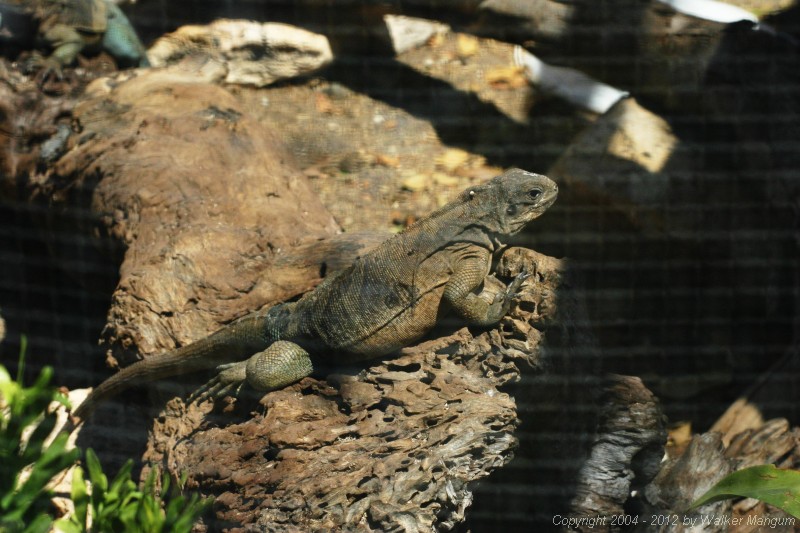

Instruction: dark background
[1,0,799,530]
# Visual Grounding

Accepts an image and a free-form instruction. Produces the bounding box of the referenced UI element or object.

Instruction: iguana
[0,0,149,77]
[73,169,558,420]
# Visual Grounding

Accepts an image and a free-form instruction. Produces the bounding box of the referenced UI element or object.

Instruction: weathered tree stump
[0,60,80,198]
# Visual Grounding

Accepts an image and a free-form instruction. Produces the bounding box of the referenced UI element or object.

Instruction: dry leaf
[485,65,528,90]
[375,154,400,167]
[401,173,429,192]
[456,34,479,59]
[428,32,446,48]
[432,172,461,186]
[436,193,451,207]
[303,166,328,180]
[436,148,471,172]
[391,211,416,229]
[456,164,502,181]
[666,421,692,456]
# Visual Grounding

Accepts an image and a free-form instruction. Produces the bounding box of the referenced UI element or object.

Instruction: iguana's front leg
[444,246,528,327]
[192,341,314,403]
[26,23,85,83]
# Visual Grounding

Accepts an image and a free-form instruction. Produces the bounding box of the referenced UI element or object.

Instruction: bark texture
[38,62,340,367]
[567,375,667,532]
[636,418,800,533]
[145,248,568,531]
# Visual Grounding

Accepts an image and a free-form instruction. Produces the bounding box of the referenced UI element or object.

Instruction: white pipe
[513,46,629,114]
[656,0,758,24]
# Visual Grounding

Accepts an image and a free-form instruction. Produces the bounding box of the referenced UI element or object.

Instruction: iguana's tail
[72,307,287,421]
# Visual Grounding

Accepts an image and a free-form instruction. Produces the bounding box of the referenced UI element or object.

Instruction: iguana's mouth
[506,189,558,233]
[537,189,558,209]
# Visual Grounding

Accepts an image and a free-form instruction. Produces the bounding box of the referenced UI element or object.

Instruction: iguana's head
[462,168,558,236]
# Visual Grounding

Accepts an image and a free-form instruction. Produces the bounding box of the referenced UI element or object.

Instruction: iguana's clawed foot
[23,54,65,87]
[506,269,531,299]
[494,269,530,304]
[486,269,530,322]
[188,341,315,406]
[189,362,246,404]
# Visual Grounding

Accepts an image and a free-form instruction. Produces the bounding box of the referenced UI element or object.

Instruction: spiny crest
[401,173,506,235]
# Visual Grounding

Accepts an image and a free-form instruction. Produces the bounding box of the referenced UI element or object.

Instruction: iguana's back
[287,199,494,356]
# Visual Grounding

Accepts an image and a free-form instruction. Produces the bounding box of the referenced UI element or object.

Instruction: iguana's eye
[529,188,543,199]
[506,205,517,215]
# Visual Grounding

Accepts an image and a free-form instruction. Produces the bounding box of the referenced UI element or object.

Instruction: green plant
[690,464,800,518]
[1,339,212,533]
[56,449,212,533]
[0,337,79,533]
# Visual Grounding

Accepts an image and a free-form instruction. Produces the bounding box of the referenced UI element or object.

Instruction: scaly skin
[73,168,558,420]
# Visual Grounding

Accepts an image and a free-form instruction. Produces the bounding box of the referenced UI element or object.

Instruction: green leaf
[143,466,159,495]
[137,492,165,532]
[21,512,53,533]
[52,518,83,533]
[0,364,12,397]
[84,449,108,495]
[30,367,53,396]
[107,459,135,498]
[160,470,171,496]
[690,464,800,518]
[70,465,89,528]
[0,353,85,531]
[167,493,213,533]
[21,413,58,464]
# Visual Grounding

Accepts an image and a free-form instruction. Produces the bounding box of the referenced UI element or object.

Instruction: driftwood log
[1,60,601,528]
[38,60,341,369]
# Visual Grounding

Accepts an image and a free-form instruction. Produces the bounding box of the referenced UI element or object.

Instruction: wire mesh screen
[1,0,799,531]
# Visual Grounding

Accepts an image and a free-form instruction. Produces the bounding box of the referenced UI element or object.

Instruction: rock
[478,0,575,42]
[655,0,758,23]
[148,20,333,87]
